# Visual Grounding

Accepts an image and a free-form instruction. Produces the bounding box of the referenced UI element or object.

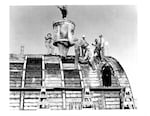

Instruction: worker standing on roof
[82,45,96,70]
[92,34,105,61]
[74,38,80,69]
[92,38,100,62]
[45,33,55,55]
[80,35,89,57]
[73,35,95,70]
[99,34,105,60]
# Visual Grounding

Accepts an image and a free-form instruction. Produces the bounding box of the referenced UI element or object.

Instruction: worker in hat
[83,45,96,70]
[92,34,105,62]
[99,34,105,60]
[74,37,87,69]
[79,38,96,70]
[80,35,89,57]
[45,33,55,55]
[92,38,100,64]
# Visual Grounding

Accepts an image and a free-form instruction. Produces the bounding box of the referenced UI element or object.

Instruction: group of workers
[74,34,105,70]
[45,33,106,70]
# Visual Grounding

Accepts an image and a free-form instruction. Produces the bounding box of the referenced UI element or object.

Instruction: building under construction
[9,6,136,110]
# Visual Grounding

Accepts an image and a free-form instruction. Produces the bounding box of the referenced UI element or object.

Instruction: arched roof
[103,56,135,109]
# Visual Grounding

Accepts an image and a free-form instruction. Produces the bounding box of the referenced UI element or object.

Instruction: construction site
[9,6,136,110]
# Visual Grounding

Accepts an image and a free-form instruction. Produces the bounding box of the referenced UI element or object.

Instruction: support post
[59,57,66,109]
[20,56,27,110]
[42,56,45,87]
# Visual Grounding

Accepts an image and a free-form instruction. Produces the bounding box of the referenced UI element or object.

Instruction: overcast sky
[9,5,137,95]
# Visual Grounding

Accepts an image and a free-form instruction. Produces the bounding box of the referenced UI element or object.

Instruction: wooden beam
[10,86,124,91]
[42,56,45,87]
[78,64,84,88]
[20,91,24,110]
[59,57,66,109]
[20,56,27,110]
[22,56,27,88]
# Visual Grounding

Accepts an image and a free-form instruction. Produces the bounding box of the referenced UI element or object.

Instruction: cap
[47,33,52,37]
[99,34,103,38]
[82,35,85,38]
[95,38,98,42]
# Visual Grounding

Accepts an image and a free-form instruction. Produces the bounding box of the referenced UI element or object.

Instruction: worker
[80,35,89,57]
[45,33,55,55]
[99,34,105,59]
[92,34,105,61]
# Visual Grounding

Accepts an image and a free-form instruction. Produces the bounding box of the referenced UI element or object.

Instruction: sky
[9,5,137,96]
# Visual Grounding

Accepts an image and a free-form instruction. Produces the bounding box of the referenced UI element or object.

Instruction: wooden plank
[48,103,63,106]
[44,56,59,63]
[105,104,120,109]
[24,99,39,103]
[23,106,38,110]
[10,94,20,98]
[66,98,82,103]
[47,95,62,98]
[45,85,62,87]
[66,94,82,98]
[66,91,81,94]
[10,103,20,107]
[47,99,63,102]
[9,106,20,110]
[45,80,62,83]
[10,99,20,103]
[22,56,27,88]
[105,101,120,105]
[49,106,62,110]
[105,98,120,102]
[83,78,99,81]
[63,63,75,68]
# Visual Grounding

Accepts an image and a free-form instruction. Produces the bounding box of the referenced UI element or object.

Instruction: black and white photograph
[9,5,137,110]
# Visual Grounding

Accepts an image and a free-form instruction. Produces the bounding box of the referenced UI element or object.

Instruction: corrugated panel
[45,77,61,81]
[10,71,22,88]
[9,91,21,110]
[63,63,75,69]
[10,63,24,70]
[45,63,60,69]
[105,104,120,109]
[45,62,62,88]
[46,91,63,110]
[23,91,40,110]
[64,69,81,88]
[44,56,60,63]
[25,58,42,88]
[104,91,121,109]
[45,70,61,74]
[65,91,82,110]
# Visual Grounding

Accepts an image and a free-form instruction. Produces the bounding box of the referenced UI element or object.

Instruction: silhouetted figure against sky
[57,6,68,19]
[45,33,54,55]
[80,35,89,57]
[92,34,105,62]
[92,38,101,61]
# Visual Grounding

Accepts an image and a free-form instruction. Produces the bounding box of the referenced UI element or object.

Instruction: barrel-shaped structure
[9,54,136,110]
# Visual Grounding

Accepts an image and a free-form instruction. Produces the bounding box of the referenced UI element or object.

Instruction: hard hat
[99,34,103,38]
[82,35,85,38]
[47,33,52,37]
